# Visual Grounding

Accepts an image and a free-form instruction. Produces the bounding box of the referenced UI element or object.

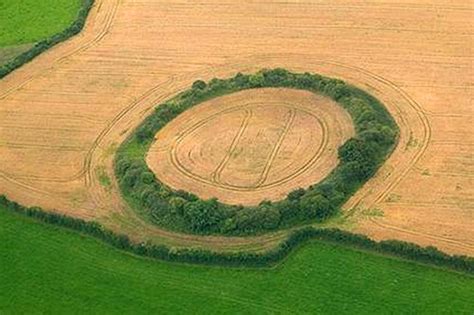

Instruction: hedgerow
[115,69,399,235]
[1,195,472,273]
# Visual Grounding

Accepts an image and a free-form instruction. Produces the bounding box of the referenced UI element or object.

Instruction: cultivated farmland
[0,0,472,256]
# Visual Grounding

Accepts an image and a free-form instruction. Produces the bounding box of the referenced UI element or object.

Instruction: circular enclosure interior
[146,88,354,205]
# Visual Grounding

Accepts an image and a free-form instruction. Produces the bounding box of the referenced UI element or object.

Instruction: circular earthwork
[115,69,398,235]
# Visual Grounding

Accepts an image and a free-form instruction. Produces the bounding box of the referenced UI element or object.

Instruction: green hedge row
[0,0,95,79]
[115,68,399,236]
[1,195,472,273]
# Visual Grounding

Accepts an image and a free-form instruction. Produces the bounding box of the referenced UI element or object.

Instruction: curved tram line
[168,102,328,192]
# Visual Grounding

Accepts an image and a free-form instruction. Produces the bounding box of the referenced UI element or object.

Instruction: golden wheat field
[0,0,472,254]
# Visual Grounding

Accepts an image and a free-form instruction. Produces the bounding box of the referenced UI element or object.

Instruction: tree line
[0,0,95,79]
[116,68,399,236]
[1,195,472,273]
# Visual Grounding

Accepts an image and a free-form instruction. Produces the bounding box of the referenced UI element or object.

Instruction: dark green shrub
[192,80,207,90]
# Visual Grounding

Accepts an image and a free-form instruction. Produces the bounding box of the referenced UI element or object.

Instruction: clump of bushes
[115,68,399,236]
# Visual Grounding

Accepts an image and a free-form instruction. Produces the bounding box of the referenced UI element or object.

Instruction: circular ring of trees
[115,69,399,236]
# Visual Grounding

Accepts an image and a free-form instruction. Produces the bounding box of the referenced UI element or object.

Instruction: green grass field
[0,0,81,47]
[1,208,473,314]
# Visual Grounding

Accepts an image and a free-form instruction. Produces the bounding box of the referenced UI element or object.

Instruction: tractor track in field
[164,103,334,191]
[0,0,120,192]
[310,60,473,253]
[253,108,296,188]
[0,0,120,101]
[211,109,253,185]
[167,101,331,193]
